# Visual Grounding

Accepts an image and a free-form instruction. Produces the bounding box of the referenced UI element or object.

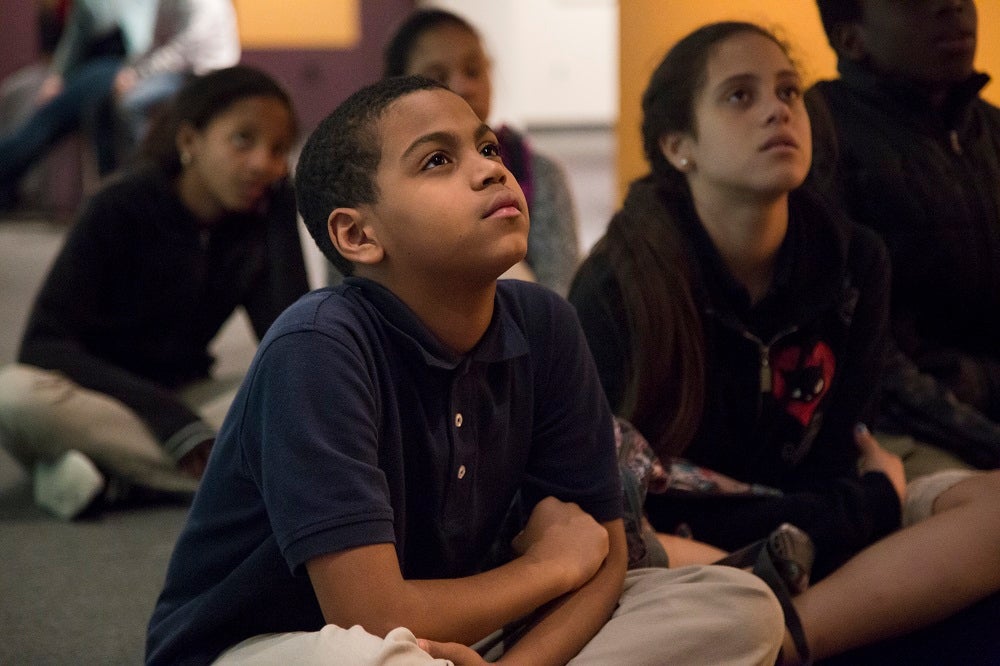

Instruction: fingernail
[854,423,869,435]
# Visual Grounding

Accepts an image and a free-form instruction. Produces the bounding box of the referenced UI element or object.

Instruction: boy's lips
[935,29,975,53]
[483,192,522,219]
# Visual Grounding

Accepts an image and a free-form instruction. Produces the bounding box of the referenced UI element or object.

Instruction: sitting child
[145,75,784,665]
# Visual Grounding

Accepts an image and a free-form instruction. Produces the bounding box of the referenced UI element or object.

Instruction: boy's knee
[622,566,784,663]
[701,565,786,647]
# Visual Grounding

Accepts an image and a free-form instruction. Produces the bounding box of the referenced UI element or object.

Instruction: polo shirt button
[457,465,466,479]
[454,413,463,427]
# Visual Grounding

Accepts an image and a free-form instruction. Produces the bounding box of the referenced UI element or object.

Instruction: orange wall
[618,1,1000,198]
[233,0,360,49]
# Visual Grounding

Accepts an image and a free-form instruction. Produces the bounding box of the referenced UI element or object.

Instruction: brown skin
[835,0,977,108]
[327,88,528,354]
[175,96,294,225]
[314,88,625,664]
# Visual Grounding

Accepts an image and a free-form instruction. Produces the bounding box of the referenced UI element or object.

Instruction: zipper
[949,129,962,155]
[738,325,799,395]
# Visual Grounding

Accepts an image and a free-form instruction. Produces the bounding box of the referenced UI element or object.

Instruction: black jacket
[19,166,309,458]
[570,179,900,577]
[808,63,1000,423]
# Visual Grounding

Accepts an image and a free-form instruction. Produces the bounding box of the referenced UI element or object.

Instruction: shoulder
[69,168,174,236]
[973,96,1000,124]
[263,287,365,342]
[845,220,890,277]
[88,167,167,206]
[529,149,567,179]
[528,149,572,197]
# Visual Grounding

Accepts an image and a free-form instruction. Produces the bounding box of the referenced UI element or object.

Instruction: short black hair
[383,9,478,77]
[815,0,863,45]
[295,75,447,275]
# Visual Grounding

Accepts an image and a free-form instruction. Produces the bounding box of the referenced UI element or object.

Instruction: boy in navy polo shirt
[146,75,783,665]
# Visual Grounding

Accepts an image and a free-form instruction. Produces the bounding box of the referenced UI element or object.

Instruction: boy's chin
[498,260,537,282]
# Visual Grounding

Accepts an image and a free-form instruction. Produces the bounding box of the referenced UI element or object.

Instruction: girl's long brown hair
[598,22,791,458]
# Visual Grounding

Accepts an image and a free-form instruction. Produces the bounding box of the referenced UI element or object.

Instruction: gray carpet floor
[0,216,259,665]
[0,127,614,664]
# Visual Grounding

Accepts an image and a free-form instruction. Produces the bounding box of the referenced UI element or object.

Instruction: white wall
[419,0,618,128]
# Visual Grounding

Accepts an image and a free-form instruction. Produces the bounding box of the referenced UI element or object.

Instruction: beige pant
[876,431,977,527]
[877,431,973,480]
[0,363,240,492]
[215,566,785,666]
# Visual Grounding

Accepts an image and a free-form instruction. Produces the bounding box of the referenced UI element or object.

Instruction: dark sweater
[570,179,900,577]
[18,165,308,459]
[808,63,1000,421]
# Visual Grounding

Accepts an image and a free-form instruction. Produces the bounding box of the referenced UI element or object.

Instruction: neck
[175,172,224,225]
[364,269,497,355]
[690,186,789,304]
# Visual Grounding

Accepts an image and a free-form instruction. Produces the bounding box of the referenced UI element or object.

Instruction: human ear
[659,133,694,173]
[327,207,384,266]
[175,123,199,164]
[830,23,866,62]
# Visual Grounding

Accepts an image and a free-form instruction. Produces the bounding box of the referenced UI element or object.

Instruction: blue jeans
[117,70,187,147]
[0,56,121,188]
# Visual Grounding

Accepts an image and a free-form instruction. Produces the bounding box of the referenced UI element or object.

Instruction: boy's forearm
[308,541,581,645]
[498,520,628,666]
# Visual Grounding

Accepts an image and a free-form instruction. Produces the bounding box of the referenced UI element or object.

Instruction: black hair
[586,22,794,458]
[815,0,863,46]
[383,8,479,77]
[139,65,297,177]
[295,75,447,275]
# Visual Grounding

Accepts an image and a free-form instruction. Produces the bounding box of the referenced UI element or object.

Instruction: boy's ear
[659,132,694,173]
[327,207,384,267]
[830,23,866,62]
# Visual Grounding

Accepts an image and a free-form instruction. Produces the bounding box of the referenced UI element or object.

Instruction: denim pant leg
[0,57,120,186]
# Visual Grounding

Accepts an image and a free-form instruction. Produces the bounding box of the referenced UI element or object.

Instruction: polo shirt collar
[343,277,530,369]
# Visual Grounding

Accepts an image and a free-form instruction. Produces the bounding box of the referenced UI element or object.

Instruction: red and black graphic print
[771,341,836,426]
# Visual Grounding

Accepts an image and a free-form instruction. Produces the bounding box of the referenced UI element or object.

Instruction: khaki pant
[876,431,973,480]
[0,363,240,493]
[216,566,785,666]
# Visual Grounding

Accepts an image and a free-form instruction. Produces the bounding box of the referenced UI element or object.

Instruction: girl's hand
[855,424,906,505]
[178,439,213,479]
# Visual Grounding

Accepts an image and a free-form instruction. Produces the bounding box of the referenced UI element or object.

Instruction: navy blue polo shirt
[146,277,622,665]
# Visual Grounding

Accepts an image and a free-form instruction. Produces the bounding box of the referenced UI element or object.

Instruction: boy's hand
[417,639,486,665]
[511,496,609,591]
[855,424,906,505]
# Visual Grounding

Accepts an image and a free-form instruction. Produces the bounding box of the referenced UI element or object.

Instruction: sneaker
[33,450,106,520]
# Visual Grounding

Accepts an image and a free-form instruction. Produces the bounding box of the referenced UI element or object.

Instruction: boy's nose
[476,158,507,188]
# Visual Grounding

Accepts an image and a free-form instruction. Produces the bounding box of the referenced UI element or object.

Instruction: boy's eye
[421,152,451,170]
[480,142,502,159]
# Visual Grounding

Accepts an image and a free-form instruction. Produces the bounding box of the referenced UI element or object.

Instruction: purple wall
[242,0,415,135]
[0,1,44,81]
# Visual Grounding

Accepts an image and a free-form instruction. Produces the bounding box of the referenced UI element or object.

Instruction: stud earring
[180,151,193,166]
[679,158,689,169]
